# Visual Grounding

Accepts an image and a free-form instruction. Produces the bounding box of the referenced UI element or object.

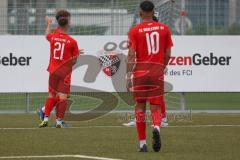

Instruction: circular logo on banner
[97,50,121,77]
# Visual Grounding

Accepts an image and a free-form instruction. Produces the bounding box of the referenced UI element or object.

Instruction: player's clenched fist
[45,16,52,26]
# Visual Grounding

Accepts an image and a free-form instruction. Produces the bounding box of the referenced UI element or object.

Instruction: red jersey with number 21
[128,21,173,65]
[46,28,79,73]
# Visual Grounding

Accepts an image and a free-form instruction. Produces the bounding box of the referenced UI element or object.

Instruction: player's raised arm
[45,16,52,37]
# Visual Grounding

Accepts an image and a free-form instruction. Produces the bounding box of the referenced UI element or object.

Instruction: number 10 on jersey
[146,31,160,55]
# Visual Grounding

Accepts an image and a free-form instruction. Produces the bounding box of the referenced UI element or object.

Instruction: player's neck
[142,17,153,22]
[58,27,68,34]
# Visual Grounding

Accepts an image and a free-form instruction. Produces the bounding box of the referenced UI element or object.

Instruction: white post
[180,0,185,35]
[180,92,186,111]
[229,0,237,26]
[25,93,30,113]
[180,0,186,111]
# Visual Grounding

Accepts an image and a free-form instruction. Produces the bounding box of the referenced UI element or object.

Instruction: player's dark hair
[56,10,71,27]
[140,0,155,12]
[152,15,158,22]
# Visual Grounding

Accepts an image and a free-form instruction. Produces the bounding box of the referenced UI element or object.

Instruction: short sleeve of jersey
[46,33,53,42]
[72,40,79,57]
[128,27,137,50]
[165,27,173,49]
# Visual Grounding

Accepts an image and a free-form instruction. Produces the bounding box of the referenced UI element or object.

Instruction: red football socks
[160,100,166,118]
[151,108,162,127]
[56,99,68,120]
[135,108,146,141]
[44,97,56,117]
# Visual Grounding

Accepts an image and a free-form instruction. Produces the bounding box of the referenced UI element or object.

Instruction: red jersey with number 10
[128,21,173,64]
[46,28,79,73]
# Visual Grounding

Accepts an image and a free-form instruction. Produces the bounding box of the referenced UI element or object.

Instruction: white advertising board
[0,36,239,92]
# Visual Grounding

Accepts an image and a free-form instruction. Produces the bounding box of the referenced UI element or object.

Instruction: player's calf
[55,95,68,128]
[36,106,45,122]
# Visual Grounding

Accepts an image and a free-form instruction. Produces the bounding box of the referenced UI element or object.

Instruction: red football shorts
[48,73,71,94]
[131,75,164,105]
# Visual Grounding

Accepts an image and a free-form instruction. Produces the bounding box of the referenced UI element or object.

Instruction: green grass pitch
[0,92,240,112]
[0,113,240,160]
[0,92,239,159]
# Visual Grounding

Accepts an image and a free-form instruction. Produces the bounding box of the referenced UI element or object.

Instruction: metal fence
[1,0,240,113]
[0,0,239,35]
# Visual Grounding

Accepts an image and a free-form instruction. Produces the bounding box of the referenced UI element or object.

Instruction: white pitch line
[0,124,240,130]
[0,126,124,130]
[0,154,123,160]
[167,124,240,128]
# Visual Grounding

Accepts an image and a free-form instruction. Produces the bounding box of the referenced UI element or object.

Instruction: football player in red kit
[127,1,173,152]
[123,15,168,128]
[39,10,80,128]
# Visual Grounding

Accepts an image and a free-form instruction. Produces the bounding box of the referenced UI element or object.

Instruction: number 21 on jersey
[53,42,65,60]
[146,31,159,55]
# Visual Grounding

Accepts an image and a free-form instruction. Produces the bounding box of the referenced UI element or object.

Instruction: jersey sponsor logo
[98,50,121,77]
[169,53,231,66]
[0,53,32,66]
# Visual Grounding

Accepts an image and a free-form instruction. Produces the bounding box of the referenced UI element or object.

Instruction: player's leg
[39,74,60,127]
[54,74,71,128]
[160,98,168,127]
[123,98,166,127]
[135,101,147,152]
[44,92,57,120]
[150,97,168,128]
[55,93,68,128]
[39,92,57,128]
[160,98,166,118]
[36,105,45,122]
[132,74,149,151]
[37,96,70,127]
[147,71,164,151]
[149,98,162,152]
